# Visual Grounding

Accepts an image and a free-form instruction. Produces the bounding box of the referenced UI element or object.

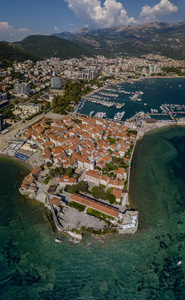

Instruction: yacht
[94,112,107,118]
[55,238,62,244]
[114,111,125,120]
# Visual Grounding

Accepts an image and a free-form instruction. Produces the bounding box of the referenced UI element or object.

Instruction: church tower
[90,154,95,171]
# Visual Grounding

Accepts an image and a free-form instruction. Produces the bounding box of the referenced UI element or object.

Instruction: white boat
[130,90,144,102]
[114,111,125,120]
[177,260,182,266]
[94,112,106,118]
[89,111,94,116]
[68,237,80,244]
[55,238,62,244]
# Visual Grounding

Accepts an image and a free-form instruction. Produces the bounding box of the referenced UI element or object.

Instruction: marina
[76,78,185,121]
[129,90,144,101]
[84,96,125,109]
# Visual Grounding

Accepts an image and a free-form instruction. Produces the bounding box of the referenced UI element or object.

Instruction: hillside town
[1,54,185,86]
[0,54,185,100]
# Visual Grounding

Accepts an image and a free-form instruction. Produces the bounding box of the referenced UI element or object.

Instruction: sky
[0,0,185,42]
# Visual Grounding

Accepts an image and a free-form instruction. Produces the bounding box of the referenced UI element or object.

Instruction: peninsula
[12,114,138,239]
[0,51,185,241]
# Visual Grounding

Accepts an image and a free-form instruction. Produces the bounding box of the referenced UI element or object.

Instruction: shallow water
[1,126,185,299]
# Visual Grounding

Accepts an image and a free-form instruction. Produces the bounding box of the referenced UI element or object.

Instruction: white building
[14,82,30,96]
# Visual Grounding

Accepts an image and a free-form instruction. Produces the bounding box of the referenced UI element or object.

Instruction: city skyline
[0,0,185,42]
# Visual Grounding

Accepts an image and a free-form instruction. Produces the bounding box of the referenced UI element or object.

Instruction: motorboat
[55,238,62,244]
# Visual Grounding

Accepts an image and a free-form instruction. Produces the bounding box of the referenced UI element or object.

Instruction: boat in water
[94,112,107,118]
[89,111,94,116]
[68,237,80,244]
[129,90,144,102]
[114,111,125,121]
[55,238,62,244]
[177,260,182,266]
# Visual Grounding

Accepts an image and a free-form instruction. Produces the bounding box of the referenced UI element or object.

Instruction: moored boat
[55,238,62,244]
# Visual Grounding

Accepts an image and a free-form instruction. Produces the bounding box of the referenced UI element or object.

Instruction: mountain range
[0,22,185,63]
[55,22,185,60]
[0,35,93,64]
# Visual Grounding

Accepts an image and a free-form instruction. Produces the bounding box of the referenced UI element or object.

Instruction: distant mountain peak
[76,27,91,35]
[55,21,185,60]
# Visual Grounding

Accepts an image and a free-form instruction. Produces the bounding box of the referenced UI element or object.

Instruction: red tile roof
[112,188,122,199]
[50,196,60,205]
[30,166,42,177]
[71,193,119,218]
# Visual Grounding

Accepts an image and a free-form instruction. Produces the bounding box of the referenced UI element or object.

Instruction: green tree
[91,186,107,200]
[77,181,87,192]
[64,167,73,176]
[107,194,116,204]
[65,184,78,194]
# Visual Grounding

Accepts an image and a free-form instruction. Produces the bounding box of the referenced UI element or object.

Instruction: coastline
[2,76,184,238]
[0,153,33,172]
[1,124,185,299]
[128,120,185,206]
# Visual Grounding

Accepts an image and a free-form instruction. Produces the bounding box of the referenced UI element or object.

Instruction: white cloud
[18,28,30,32]
[0,22,12,31]
[65,0,135,28]
[139,0,178,22]
[0,21,30,41]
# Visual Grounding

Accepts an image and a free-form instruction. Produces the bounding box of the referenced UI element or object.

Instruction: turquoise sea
[1,79,185,299]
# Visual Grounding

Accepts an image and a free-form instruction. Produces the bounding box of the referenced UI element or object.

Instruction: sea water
[80,77,185,120]
[1,126,185,299]
[1,76,185,299]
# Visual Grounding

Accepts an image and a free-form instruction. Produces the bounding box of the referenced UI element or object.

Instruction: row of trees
[65,181,87,194]
[65,181,116,205]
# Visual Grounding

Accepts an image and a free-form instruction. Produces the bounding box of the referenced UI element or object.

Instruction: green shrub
[87,207,114,221]
[65,184,78,194]
[107,194,116,204]
[43,176,51,184]
[68,201,86,212]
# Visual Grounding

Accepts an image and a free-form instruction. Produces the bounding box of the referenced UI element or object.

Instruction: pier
[150,113,176,120]
[84,97,125,109]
